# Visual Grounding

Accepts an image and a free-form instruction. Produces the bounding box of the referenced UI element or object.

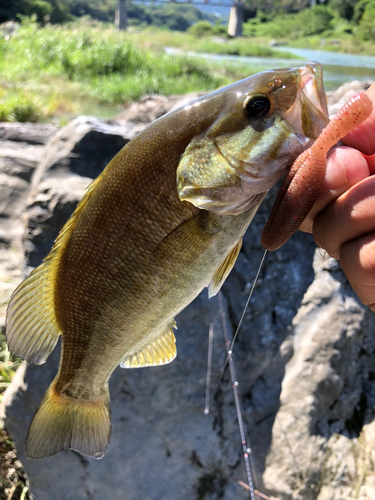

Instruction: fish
[5,62,329,460]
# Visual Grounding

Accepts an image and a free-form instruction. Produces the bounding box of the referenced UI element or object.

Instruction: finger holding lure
[261,92,373,251]
[299,82,375,311]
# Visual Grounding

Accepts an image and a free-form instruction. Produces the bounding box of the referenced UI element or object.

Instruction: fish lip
[301,62,329,117]
[282,61,329,143]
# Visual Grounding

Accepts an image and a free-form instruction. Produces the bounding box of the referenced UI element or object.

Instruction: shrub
[329,0,357,21]
[243,5,335,39]
[357,2,375,40]
[188,21,213,37]
[354,0,375,22]
[296,5,335,36]
[0,94,44,122]
[212,23,227,36]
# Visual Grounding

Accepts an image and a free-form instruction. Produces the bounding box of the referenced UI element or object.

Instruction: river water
[275,47,375,90]
[165,46,375,91]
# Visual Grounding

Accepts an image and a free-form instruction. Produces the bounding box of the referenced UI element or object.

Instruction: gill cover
[177,62,329,216]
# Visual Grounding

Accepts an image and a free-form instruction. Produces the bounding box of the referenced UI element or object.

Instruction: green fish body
[6,63,328,459]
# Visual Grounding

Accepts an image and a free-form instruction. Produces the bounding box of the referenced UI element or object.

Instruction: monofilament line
[218,292,257,500]
[230,249,267,352]
[204,322,214,415]
[213,249,267,395]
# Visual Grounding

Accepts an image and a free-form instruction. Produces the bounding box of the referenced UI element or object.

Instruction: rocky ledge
[1,81,375,500]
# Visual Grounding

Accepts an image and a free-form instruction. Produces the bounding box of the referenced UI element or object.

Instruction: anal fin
[120,322,177,369]
[208,239,242,298]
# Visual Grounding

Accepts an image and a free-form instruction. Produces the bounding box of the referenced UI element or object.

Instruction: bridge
[115,0,313,37]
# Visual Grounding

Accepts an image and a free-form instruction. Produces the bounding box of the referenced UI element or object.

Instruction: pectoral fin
[208,239,242,298]
[120,322,177,369]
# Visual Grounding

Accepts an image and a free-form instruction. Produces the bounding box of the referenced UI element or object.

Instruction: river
[165,46,375,91]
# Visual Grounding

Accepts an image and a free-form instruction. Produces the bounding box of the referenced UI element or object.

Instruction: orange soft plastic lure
[261,92,373,251]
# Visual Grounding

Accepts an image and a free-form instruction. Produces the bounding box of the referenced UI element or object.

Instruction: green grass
[188,38,295,59]
[0,334,22,403]
[0,19,265,123]
[128,26,295,58]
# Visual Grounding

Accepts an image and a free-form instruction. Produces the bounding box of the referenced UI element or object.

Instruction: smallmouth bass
[6,63,329,459]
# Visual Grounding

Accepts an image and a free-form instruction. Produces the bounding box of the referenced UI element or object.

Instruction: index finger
[342,83,375,155]
[298,146,370,233]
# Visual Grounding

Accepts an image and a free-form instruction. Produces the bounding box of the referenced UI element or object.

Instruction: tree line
[0,0,374,36]
[0,0,209,29]
[0,0,115,24]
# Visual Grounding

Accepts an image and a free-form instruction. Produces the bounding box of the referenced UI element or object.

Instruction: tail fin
[26,380,111,459]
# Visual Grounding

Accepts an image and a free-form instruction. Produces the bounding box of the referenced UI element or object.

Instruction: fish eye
[243,95,271,119]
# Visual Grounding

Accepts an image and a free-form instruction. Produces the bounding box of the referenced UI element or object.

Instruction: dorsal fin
[208,239,242,298]
[6,174,104,364]
[120,322,177,369]
[6,257,61,364]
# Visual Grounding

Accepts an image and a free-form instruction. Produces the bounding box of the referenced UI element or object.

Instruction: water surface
[165,46,375,91]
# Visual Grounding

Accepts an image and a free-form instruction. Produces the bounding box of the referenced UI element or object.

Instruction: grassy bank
[125,26,295,59]
[0,19,284,124]
[1,13,373,125]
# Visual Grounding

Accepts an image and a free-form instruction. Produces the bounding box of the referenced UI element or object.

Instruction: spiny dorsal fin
[208,239,242,298]
[6,174,104,364]
[120,322,177,369]
[52,173,103,248]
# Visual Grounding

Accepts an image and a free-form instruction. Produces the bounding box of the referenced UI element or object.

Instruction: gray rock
[0,21,19,40]
[116,93,205,125]
[327,80,373,116]
[0,123,59,322]
[263,250,375,499]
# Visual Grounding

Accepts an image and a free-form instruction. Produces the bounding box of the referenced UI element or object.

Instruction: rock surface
[2,81,375,500]
[0,122,59,327]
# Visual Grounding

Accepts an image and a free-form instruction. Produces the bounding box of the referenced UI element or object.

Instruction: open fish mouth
[217,62,330,180]
[282,61,329,143]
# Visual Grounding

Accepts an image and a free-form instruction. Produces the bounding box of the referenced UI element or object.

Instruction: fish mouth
[282,61,329,143]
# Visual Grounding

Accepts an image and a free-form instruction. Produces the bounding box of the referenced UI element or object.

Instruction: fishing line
[230,249,267,353]
[213,248,268,396]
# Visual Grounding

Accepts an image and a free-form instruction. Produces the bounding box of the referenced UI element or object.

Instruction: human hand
[299,83,375,311]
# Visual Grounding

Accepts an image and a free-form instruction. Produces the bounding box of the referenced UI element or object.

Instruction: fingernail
[326,148,348,188]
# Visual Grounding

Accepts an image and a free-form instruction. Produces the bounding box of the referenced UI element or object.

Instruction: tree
[0,0,70,23]
[328,0,358,20]
[69,0,116,23]
[356,0,375,39]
